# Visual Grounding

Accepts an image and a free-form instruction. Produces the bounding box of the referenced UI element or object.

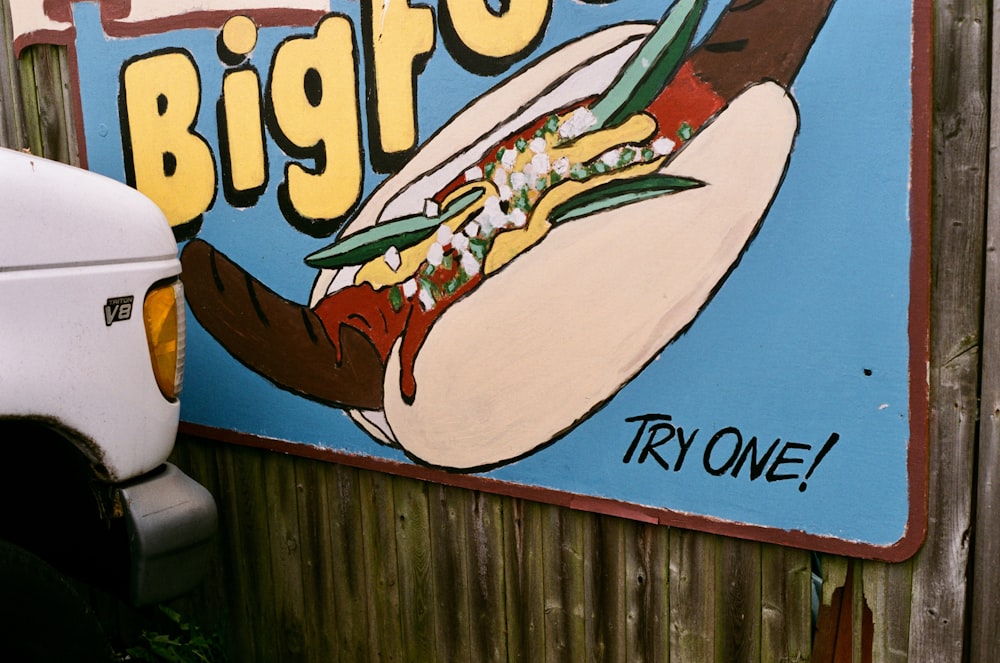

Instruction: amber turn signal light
[144,279,185,401]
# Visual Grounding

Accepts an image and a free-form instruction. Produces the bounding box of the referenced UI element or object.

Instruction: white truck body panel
[0,148,178,268]
[0,147,180,481]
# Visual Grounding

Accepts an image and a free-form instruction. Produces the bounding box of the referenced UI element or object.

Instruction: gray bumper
[120,463,217,605]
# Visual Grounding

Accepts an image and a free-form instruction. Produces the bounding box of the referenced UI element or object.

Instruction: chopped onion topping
[451,233,469,253]
[427,242,444,266]
[436,224,454,245]
[418,286,435,311]
[383,246,402,272]
[501,148,517,169]
[424,198,439,218]
[531,152,550,176]
[480,196,506,233]
[509,208,527,228]
[652,136,676,156]
[460,251,480,277]
[492,165,508,188]
[558,107,597,139]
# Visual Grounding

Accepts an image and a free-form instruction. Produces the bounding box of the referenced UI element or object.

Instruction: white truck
[0,147,217,660]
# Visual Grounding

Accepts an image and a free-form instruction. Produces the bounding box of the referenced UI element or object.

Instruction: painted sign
[12,0,930,560]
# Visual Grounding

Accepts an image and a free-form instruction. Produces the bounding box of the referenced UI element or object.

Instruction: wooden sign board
[11,0,930,560]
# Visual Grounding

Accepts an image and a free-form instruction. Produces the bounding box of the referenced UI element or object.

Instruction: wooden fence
[2,1,997,660]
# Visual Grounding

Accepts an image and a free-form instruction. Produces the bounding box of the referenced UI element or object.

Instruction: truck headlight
[143,279,185,401]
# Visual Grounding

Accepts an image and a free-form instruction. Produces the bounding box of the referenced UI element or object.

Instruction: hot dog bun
[313,27,798,469]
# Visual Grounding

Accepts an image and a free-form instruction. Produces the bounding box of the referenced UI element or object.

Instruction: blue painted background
[72,0,917,548]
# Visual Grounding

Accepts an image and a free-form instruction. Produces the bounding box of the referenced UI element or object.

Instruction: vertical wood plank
[16,47,43,153]
[759,545,812,663]
[850,561,874,663]
[225,445,278,663]
[0,0,27,149]
[581,513,599,662]
[393,475,437,662]
[813,556,850,663]
[262,453,308,661]
[504,498,545,661]
[23,45,70,161]
[467,491,510,662]
[862,560,913,663]
[56,47,79,166]
[34,46,69,163]
[428,484,473,662]
[668,528,716,662]
[201,444,251,663]
[909,1,987,661]
[629,521,671,663]
[589,515,626,662]
[28,45,63,159]
[358,469,404,661]
[716,537,761,663]
[326,463,373,661]
[970,5,1000,662]
[292,456,338,663]
[0,4,74,160]
[623,519,644,662]
[820,557,848,610]
[542,504,570,660]
[553,508,587,662]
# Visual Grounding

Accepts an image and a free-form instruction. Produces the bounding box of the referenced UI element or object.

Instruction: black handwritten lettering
[799,433,840,492]
[638,421,676,471]
[731,436,780,480]
[765,442,810,483]
[623,414,698,473]
[623,414,671,464]
[703,427,742,476]
[623,413,841,493]
[674,425,697,472]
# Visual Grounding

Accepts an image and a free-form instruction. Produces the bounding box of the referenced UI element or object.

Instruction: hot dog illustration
[181,0,835,470]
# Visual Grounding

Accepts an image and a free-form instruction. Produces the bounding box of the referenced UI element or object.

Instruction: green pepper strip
[588,0,706,131]
[548,174,704,225]
[304,187,485,269]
